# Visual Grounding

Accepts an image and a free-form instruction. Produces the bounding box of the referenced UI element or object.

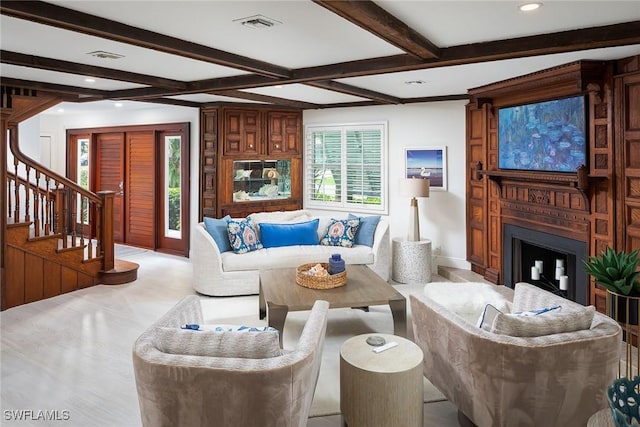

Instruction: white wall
[304,101,470,269]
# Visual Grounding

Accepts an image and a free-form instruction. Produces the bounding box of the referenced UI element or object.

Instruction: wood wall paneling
[61,265,78,294]
[200,108,218,220]
[42,259,61,298]
[465,60,621,308]
[24,252,43,303]
[4,246,25,308]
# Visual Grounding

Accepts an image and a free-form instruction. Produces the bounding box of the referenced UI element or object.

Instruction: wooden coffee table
[259,265,406,345]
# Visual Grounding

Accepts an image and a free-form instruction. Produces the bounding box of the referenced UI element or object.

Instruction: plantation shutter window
[305,123,387,213]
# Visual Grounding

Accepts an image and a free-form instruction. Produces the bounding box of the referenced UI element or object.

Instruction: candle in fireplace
[559,275,569,291]
[556,259,564,268]
[535,260,543,273]
[555,266,565,280]
[531,266,540,280]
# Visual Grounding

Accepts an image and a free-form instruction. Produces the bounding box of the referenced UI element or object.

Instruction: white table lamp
[399,178,430,241]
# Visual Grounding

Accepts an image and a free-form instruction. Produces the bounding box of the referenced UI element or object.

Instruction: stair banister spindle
[7,176,13,221]
[33,169,41,236]
[24,164,31,223]
[13,157,19,221]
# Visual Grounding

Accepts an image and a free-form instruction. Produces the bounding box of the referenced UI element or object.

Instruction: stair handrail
[8,130,115,270]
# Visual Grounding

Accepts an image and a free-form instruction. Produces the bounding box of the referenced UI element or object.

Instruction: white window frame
[304,122,388,214]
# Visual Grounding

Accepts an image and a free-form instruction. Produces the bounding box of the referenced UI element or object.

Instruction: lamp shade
[399,178,430,198]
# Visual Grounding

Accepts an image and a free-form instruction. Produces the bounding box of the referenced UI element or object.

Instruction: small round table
[392,237,432,283]
[340,333,423,427]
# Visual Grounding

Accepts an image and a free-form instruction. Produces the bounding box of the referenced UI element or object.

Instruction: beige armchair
[133,295,329,427]
[410,282,621,427]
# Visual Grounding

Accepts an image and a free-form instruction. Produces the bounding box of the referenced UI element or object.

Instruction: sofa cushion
[491,305,595,337]
[154,325,282,358]
[260,219,319,248]
[203,215,232,253]
[221,245,375,272]
[227,218,263,254]
[348,214,381,247]
[320,218,360,247]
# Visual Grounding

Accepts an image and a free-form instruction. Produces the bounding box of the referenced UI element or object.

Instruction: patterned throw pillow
[227,218,263,254]
[320,218,361,247]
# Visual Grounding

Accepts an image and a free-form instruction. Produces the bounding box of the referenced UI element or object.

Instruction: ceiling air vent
[234,14,282,29]
[86,51,125,60]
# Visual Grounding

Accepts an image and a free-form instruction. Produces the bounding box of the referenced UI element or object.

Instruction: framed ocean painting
[405,146,447,191]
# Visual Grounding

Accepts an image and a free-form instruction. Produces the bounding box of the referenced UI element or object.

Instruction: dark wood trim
[1,51,187,90]
[0,77,106,98]
[311,0,440,60]
[307,80,400,104]
[215,90,320,109]
[0,0,291,78]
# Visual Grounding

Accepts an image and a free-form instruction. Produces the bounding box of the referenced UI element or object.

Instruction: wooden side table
[392,237,432,283]
[340,333,423,427]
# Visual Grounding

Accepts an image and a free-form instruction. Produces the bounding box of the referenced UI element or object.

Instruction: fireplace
[503,224,588,305]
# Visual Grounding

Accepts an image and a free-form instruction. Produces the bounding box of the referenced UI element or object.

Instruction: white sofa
[191,210,390,296]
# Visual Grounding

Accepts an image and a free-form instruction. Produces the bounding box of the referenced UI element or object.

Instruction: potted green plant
[584,247,640,324]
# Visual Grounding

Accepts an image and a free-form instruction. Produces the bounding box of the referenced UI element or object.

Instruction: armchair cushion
[154,325,282,359]
[491,305,595,337]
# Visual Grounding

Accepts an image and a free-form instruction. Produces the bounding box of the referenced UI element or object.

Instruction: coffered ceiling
[1,0,639,114]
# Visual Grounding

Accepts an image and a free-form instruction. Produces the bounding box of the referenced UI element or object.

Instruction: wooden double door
[68,123,190,256]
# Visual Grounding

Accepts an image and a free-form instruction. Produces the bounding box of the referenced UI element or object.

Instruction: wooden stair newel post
[98,191,115,271]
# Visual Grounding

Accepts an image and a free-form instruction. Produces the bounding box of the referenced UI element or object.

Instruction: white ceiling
[1,0,639,114]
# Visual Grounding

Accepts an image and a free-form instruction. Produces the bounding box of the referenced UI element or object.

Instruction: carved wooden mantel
[465,59,616,306]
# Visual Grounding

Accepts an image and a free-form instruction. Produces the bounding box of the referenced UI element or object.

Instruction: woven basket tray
[296,263,347,289]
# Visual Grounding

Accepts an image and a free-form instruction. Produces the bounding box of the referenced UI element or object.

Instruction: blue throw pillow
[320,218,360,248]
[260,219,320,248]
[348,214,381,247]
[227,218,263,254]
[203,215,232,253]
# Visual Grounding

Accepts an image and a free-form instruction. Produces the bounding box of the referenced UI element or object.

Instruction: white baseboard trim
[433,256,471,270]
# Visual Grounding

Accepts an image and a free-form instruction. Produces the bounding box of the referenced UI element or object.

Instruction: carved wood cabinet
[199,106,303,220]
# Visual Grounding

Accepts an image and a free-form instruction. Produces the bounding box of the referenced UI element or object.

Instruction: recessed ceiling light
[519,2,542,12]
[57,108,64,113]
[274,85,283,89]
[233,14,282,29]
[84,78,95,83]
[114,103,123,108]
[87,50,125,60]
[404,80,428,85]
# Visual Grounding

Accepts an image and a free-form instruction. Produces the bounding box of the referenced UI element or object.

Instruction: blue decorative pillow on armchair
[227,218,263,254]
[320,218,360,247]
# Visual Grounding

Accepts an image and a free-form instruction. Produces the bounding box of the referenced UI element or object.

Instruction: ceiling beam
[293,21,640,80]
[0,0,292,78]
[214,90,321,109]
[312,0,440,60]
[307,80,401,104]
[1,51,187,90]
[107,21,640,101]
[0,77,107,98]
